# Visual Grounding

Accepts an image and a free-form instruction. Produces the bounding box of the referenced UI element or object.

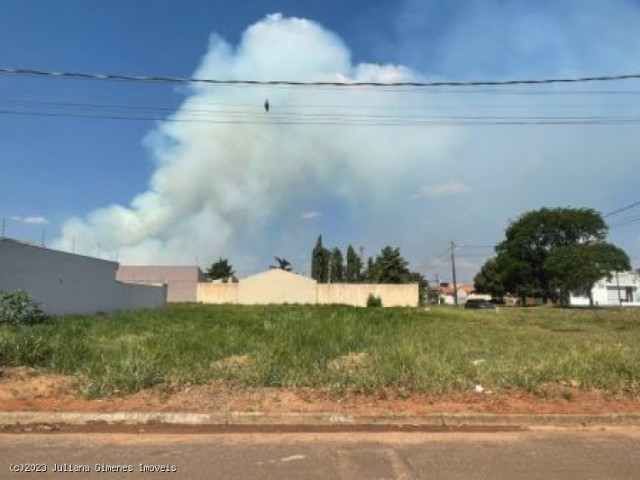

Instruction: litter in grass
[474,384,493,394]
[471,359,486,366]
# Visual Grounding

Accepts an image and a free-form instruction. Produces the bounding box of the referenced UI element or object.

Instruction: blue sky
[1,0,640,281]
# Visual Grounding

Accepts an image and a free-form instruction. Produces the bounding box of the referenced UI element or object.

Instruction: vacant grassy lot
[1,305,639,398]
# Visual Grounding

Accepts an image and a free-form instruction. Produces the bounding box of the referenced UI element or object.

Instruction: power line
[609,215,640,229]
[603,201,640,218]
[10,97,640,122]
[2,67,640,88]
[3,108,640,127]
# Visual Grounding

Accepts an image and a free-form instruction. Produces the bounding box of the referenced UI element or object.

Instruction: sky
[1,0,640,283]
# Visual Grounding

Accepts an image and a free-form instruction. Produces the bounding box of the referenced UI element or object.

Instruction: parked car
[464,299,496,309]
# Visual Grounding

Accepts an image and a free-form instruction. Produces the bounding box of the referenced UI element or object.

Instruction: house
[439,283,476,305]
[0,238,166,315]
[239,269,317,305]
[117,266,207,302]
[570,271,640,307]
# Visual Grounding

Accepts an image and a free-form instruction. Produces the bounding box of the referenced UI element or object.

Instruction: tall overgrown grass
[1,305,639,398]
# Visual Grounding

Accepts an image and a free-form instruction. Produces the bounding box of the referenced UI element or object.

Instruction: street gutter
[1,411,640,430]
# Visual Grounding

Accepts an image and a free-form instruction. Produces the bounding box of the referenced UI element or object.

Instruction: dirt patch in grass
[328,352,368,372]
[1,367,639,415]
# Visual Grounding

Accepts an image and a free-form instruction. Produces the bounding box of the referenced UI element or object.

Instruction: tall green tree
[311,235,330,283]
[473,257,505,297]
[365,257,375,282]
[345,245,363,282]
[370,246,412,284]
[329,247,344,282]
[207,258,235,283]
[545,243,630,307]
[495,207,608,302]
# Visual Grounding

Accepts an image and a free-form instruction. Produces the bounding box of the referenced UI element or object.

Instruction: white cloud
[417,181,472,199]
[11,216,49,225]
[301,211,322,220]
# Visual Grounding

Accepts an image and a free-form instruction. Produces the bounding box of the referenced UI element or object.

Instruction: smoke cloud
[54,6,640,278]
[54,14,457,270]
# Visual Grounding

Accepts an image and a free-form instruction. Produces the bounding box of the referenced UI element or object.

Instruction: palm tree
[270,256,292,271]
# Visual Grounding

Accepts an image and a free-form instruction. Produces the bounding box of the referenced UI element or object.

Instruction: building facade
[570,271,640,307]
[117,265,207,302]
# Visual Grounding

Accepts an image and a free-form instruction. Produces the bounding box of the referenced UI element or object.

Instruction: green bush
[0,290,48,325]
[366,294,383,307]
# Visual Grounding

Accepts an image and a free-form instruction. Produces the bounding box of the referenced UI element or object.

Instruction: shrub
[0,290,48,325]
[366,294,383,307]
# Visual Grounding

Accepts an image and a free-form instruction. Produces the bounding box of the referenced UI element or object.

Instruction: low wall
[316,283,419,307]
[197,280,419,307]
[197,283,239,304]
[0,239,166,315]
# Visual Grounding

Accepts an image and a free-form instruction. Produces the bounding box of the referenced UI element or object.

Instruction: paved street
[1,427,639,479]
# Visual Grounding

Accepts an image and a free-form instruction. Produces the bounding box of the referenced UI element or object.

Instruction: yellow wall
[197,282,239,304]
[317,283,419,307]
[197,271,418,308]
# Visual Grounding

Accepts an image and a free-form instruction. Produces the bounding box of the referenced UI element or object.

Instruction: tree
[408,270,428,306]
[473,257,505,297]
[370,246,412,284]
[311,235,330,283]
[545,243,630,307]
[494,207,608,302]
[329,247,344,282]
[207,258,235,282]
[271,256,292,271]
[364,257,375,282]
[345,245,363,282]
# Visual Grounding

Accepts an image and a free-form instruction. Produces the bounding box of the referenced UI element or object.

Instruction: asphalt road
[1,427,639,479]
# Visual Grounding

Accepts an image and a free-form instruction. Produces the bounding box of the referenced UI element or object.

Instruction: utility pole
[450,241,458,306]
[1,217,5,238]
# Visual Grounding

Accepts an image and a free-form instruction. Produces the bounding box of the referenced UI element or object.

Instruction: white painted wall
[0,239,166,315]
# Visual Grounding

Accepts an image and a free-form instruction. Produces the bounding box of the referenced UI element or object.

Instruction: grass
[1,304,639,398]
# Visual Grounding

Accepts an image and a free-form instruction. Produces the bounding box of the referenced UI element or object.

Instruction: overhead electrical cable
[603,201,640,218]
[2,67,640,88]
[2,107,640,127]
[609,216,640,229]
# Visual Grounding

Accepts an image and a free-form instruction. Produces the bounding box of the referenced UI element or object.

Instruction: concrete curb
[1,411,640,427]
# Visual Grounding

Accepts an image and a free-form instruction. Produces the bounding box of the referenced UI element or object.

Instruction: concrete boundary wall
[197,270,418,307]
[0,239,166,315]
[197,282,239,304]
[317,283,419,307]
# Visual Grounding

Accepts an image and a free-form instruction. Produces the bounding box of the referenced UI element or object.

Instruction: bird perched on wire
[264,99,270,113]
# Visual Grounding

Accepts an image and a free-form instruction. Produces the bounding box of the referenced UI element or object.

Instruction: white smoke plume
[54,7,640,277]
[54,14,456,270]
